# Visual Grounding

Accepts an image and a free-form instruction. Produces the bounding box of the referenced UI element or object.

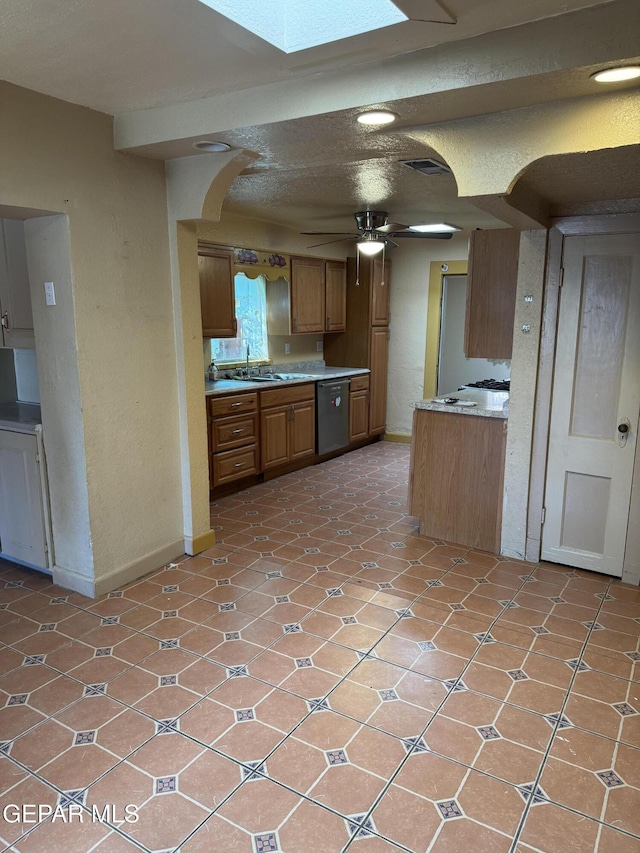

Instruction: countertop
[413,388,508,420]
[0,401,42,433]
[205,367,369,396]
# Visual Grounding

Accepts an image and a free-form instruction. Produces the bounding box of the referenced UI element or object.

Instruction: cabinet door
[325,261,346,332]
[0,220,35,349]
[0,430,47,568]
[290,257,325,333]
[368,327,389,435]
[261,406,290,469]
[290,400,316,461]
[349,390,369,442]
[198,245,237,338]
[464,229,520,359]
[370,258,391,326]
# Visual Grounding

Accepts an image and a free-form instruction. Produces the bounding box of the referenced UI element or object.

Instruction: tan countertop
[205,367,369,396]
[413,388,509,420]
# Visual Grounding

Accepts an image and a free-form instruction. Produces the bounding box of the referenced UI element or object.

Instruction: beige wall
[1,80,183,594]
[386,234,470,436]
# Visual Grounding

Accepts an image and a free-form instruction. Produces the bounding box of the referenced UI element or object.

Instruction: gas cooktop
[461,379,510,391]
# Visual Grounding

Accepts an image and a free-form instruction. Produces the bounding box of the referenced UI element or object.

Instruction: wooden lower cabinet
[349,375,370,443]
[209,392,259,488]
[260,407,290,469]
[368,327,389,436]
[409,409,507,552]
[213,445,259,486]
[260,383,316,471]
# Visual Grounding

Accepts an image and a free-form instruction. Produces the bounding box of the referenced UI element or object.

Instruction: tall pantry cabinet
[324,255,390,437]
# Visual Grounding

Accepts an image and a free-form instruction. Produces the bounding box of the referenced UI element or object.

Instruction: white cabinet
[0,427,50,570]
[0,220,35,349]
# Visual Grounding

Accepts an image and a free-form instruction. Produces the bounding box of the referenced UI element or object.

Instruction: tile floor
[0,441,639,853]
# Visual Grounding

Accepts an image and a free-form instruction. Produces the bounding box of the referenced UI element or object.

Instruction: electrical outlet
[44,281,56,306]
[316,340,323,352]
[284,343,290,354]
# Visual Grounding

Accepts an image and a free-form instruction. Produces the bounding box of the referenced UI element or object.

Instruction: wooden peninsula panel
[409,409,507,553]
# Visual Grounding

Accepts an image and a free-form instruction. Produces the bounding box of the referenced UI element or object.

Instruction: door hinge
[541,506,546,525]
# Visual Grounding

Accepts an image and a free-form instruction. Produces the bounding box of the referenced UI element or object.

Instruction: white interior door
[541,233,640,575]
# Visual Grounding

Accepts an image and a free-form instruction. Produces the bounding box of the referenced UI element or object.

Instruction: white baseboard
[52,538,185,599]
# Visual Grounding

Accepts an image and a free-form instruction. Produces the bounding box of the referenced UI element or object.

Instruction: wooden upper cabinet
[290,256,325,334]
[464,229,520,359]
[370,258,391,326]
[325,261,346,332]
[198,243,237,338]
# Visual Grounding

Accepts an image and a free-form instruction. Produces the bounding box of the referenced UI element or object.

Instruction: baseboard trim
[383,432,412,444]
[185,529,217,555]
[52,538,185,599]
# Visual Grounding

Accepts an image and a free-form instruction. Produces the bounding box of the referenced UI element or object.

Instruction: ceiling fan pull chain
[381,243,386,284]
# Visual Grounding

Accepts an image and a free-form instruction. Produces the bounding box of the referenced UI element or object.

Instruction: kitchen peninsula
[408,389,508,553]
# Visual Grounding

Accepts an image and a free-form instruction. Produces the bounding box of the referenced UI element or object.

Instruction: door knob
[617,418,631,447]
[618,423,629,434]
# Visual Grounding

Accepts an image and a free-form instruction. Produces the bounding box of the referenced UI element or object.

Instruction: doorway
[541,231,640,576]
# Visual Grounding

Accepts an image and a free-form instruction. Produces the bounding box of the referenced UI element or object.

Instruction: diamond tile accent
[499,600,518,608]
[612,702,637,717]
[625,651,640,662]
[549,596,566,604]
[362,562,378,568]
[342,616,358,625]
[597,770,625,788]
[74,730,96,745]
[156,719,179,735]
[378,582,393,589]
[428,580,444,588]
[163,610,178,618]
[346,815,377,839]
[507,669,529,681]
[163,585,178,593]
[219,603,236,612]
[254,832,279,852]
[565,659,591,672]
[449,603,466,611]
[475,577,490,584]
[7,694,28,706]
[227,666,249,678]
[395,608,413,618]
[326,749,348,765]
[304,548,320,555]
[418,641,436,652]
[437,800,463,819]
[315,566,329,572]
[218,579,231,586]
[594,593,615,601]
[23,654,46,666]
[473,632,496,644]
[160,639,179,649]
[452,558,466,566]
[266,571,282,579]
[83,684,107,697]
[225,632,241,640]
[50,596,68,604]
[109,591,124,598]
[213,557,228,565]
[327,588,343,597]
[5,581,24,588]
[531,626,550,635]
[444,679,467,693]
[101,616,120,625]
[94,647,112,657]
[403,736,428,753]
[275,595,290,603]
[236,708,255,722]
[544,712,573,729]
[58,790,87,809]
[295,658,313,668]
[391,542,404,549]
[518,783,548,805]
[160,675,177,686]
[379,689,399,702]
[0,742,11,755]
[478,725,501,740]
[283,623,302,633]
[39,623,56,632]
[307,698,331,712]
[582,621,604,630]
[156,776,177,794]
[242,760,266,781]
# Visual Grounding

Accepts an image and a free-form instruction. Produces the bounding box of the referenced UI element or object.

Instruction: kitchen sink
[231,372,317,382]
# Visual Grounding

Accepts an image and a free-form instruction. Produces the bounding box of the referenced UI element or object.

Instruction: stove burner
[464,379,510,391]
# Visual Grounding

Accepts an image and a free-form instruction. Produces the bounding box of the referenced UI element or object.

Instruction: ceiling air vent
[400,158,451,175]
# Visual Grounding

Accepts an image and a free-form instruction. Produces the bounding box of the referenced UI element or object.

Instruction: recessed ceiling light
[409,223,462,233]
[193,140,232,152]
[591,66,640,83]
[357,110,398,126]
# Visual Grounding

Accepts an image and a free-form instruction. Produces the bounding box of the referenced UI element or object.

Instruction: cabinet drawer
[212,445,258,486]
[350,374,370,392]
[260,382,315,409]
[212,413,258,452]
[210,392,258,418]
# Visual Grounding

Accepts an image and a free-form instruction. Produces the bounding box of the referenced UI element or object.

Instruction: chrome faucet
[246,343,250,376]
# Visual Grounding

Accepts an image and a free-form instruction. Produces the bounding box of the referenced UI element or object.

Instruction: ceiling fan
[302,210,456,254]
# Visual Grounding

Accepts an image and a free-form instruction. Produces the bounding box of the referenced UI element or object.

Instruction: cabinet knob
[234,462,245,468]
[1,312,8,330]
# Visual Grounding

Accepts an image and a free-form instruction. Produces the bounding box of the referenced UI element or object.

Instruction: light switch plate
[316,340,323,352]
[284,343,290,354]
[44,281,56,306]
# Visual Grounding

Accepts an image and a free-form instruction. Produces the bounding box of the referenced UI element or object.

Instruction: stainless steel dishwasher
[316,379,350,454]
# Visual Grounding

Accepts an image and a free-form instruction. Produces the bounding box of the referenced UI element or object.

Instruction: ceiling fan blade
[300,231,358,236]
[374,221,409,234]
[306,236,359,248]
[387,231,453,239]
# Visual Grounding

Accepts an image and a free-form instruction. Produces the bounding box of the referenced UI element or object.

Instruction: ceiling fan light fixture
[192,140,232,152]
[356,110,398,126]
[590,66,640,83]
[358,234,385,255]
[409,222,462,233]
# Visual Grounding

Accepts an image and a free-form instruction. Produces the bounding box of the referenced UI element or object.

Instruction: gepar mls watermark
[3,804,140,825]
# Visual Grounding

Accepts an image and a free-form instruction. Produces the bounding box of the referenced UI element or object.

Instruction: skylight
[199,0,408,53]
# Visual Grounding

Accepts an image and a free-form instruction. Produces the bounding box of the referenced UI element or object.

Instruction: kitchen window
[210,272,269,364]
